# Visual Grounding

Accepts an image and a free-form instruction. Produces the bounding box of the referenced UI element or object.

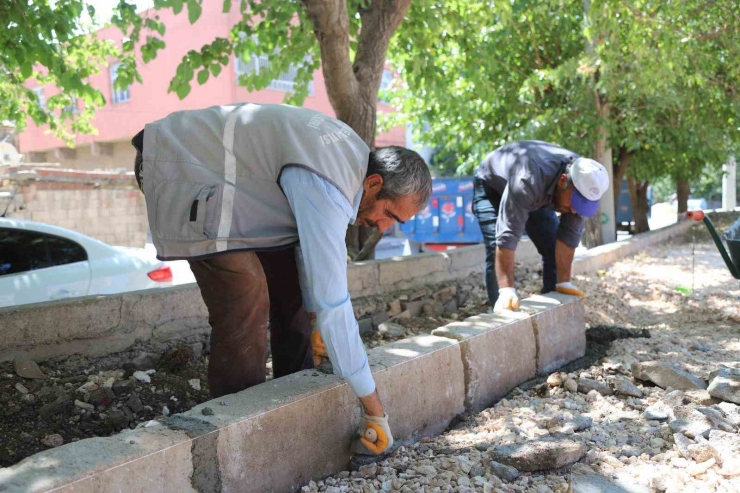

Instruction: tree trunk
[581,0,607,248]
[676,178,690,214]
[627,176,650,234]
[613,146,631,219]
[301,0,412,260]
[581,89,609,248]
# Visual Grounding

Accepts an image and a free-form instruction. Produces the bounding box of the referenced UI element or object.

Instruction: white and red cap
[570,157,609,217]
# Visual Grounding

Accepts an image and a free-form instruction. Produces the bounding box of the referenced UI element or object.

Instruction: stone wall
[1,166,148,247]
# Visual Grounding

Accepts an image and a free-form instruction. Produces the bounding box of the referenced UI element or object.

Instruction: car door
[0,228,91,307]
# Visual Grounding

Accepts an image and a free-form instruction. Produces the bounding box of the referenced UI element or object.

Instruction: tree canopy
[388,0,740,186]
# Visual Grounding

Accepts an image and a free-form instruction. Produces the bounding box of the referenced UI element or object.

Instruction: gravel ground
[300,221,740,493]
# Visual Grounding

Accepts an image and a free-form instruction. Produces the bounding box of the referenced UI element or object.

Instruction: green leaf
[175,83,191,99]
[20,61,32,79]
[210,63,222,77]
[197,69,209,85]
[172,0,184,15]
[223,0,232,13]
[188,0,202,24]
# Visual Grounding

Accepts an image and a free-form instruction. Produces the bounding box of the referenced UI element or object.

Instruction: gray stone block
[519,294,586,375]
[433,311,536,412]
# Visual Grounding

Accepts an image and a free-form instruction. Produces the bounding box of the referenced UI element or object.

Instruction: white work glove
[353,413,394,455]
[555,282,586,298]
[493,287,519,312]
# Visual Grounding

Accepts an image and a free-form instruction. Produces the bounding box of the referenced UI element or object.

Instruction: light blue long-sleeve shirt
[280,166,375,398]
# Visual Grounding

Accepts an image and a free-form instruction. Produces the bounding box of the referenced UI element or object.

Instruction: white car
[0,218,173,308]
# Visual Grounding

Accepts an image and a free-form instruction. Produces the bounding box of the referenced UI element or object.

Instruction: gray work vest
[141,103,370,260]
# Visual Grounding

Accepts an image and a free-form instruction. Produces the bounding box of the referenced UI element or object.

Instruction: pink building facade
[19,1,406,171]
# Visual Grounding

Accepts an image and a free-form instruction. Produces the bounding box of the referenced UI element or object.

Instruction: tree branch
[300,0,359,115]
[354,0,412,100]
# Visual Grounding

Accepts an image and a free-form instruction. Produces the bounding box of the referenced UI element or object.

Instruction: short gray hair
[367,146,432,208]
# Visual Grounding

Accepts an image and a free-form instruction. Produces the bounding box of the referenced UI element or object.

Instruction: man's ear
[363,174,384,195]
[558,173,569,189]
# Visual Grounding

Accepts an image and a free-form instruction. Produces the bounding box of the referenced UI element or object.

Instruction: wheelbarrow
[686,210,740,279]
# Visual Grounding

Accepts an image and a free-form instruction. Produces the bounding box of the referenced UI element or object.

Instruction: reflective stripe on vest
[216,107,240,252]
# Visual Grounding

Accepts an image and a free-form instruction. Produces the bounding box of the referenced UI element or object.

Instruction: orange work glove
[310,316,330,367]
[555,282,586,298]
[357,413,394,455]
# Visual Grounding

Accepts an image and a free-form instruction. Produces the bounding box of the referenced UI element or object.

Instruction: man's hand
[555,282,586,298]
[310,319,330,367]
[356,413,394,455]
[493,287,519,312]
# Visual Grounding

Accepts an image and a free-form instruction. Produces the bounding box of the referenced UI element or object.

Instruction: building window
[110,63,131,104]
[379,69,393,104]
[32,87,45,110]
[64,96,78,114]
[235,54,314,96]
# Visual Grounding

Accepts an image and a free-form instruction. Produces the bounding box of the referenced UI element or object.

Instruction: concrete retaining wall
[0,292,584,493]
[0,219,692,363]
[572,219,693,276]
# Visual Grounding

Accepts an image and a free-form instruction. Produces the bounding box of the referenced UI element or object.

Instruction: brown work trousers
[132,131,312,397]
[188,250,314,398]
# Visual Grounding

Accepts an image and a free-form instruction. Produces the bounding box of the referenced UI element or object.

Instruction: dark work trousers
[132,130,313,398]
[188,251,314,398]
[472,177,559,307]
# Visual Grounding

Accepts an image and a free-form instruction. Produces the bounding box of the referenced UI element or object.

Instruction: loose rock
[489,438,586,472]
[577,378,613,396]
[674,433,694,459]
[89,388,115,407]
[74,399,95,411]
[377,322,406,338]
[716,402,740,427]
[130,351,159,371]
[631,361,706,390]
[14,360,45,379]
[107,409,129,430]
[687,458,716,477]
[132,371,151,383]
[613,376,643,398]
[687,442,721,464]
[39,395,72,419]
[683,389,718,406]
[707,367,740,405]
[40,434,64,448]
[156,346,194,372]
[546,373,564,388]
[564,378,578,393]
[112,379,136,396]
[415,464,437,477]
[708,430,740,469]
[696,406,736,432]
[489,461,520,482]
[669,406,715,439]
[125,394,144,414]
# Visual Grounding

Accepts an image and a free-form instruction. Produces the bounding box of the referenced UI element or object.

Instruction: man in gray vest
[472,140,609,312]
[132,103,432,455]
